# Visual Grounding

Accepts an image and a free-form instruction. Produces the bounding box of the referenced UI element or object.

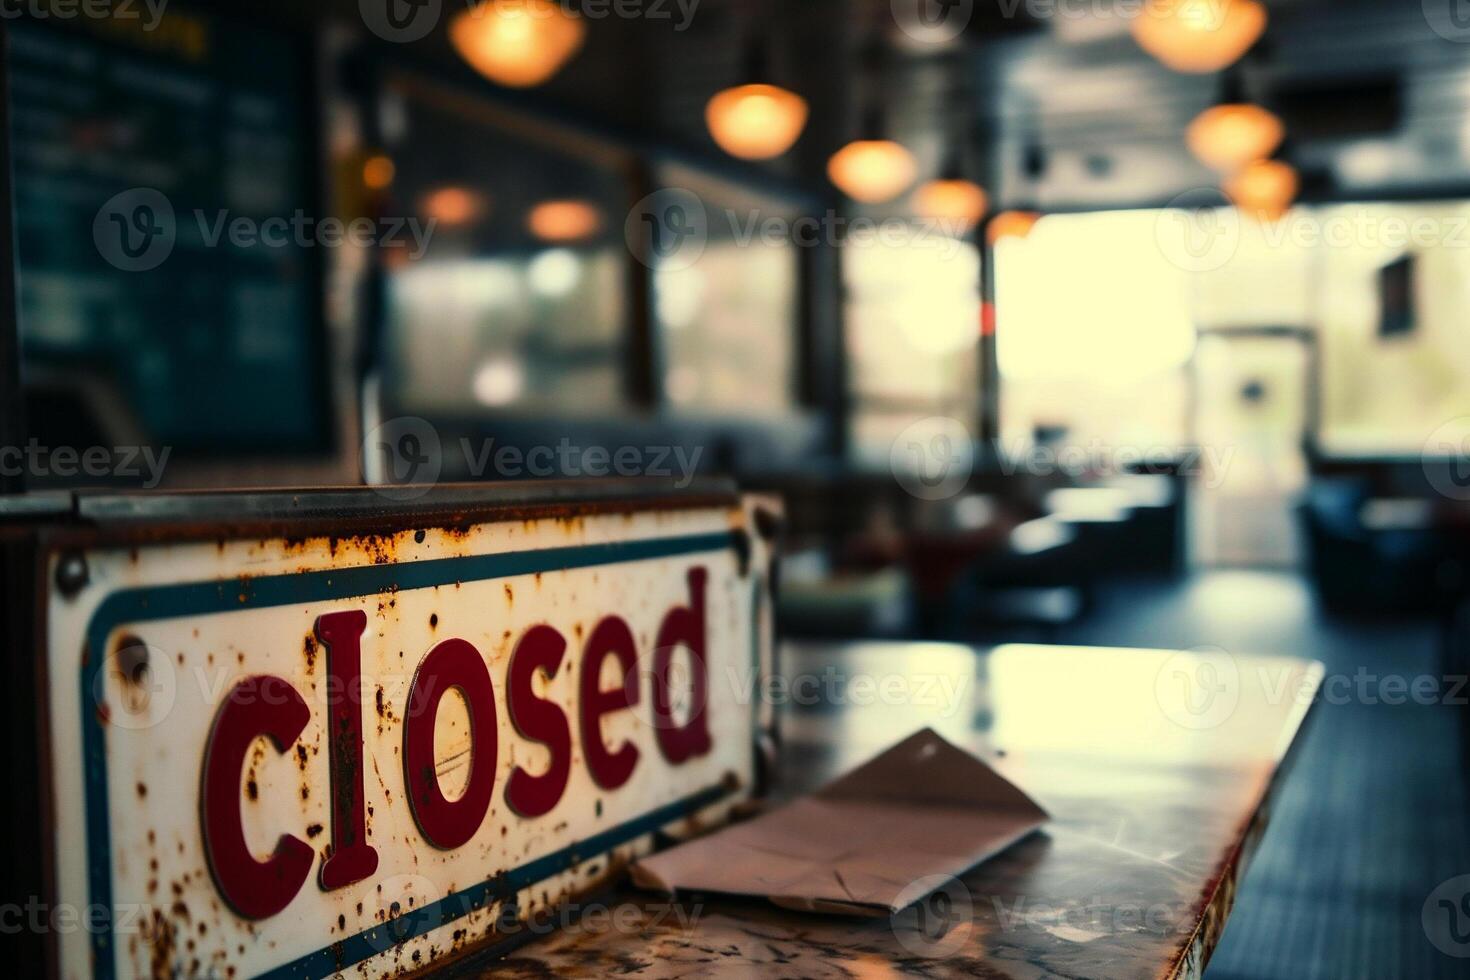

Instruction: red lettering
[316,610,378,890]
[403,638,498,849]
[201,676,313,920]
[505,625,572,817]
[579,616,640,790]
[653,568,713,764]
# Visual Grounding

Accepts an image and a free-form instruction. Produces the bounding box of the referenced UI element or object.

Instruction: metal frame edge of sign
[78,529,744,980]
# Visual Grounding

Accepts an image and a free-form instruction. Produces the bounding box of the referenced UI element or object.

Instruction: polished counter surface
[485,640,1321,979]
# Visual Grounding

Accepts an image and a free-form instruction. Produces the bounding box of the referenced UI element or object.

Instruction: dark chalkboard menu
[6,8,328,453]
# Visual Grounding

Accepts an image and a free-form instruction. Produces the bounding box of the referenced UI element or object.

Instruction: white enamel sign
[42,497,774,979]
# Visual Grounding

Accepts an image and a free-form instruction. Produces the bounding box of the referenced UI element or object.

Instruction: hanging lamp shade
[706,83,808,160]
[1187,103,1284,172]
[828,140,917,203]
[828,42,917,204]
[914,178,988,229]
[1133,0,1267,74]
[422,187,484,226]
[914,123,987,230]
[527,200,602,242]
[450,0,585,88]
[1224,159,1298,221]
[987,210,1041,244]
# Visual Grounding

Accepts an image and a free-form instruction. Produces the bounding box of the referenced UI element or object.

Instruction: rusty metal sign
[26,482,776,979]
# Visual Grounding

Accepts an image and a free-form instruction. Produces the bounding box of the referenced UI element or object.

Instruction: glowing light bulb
[913,178,989,232]
[472,358,525,406]
[363,155,396,190]
[987,210,1042,244]
[1224,159,1298,221]
[705,83,808,160]
[527,200,602,242]
[1133,0,1267,74]
[422,187,485,226]
[1186,104,1284,173]
[450,0,585,88]
[528,248,582,297]
[827,140,918,204]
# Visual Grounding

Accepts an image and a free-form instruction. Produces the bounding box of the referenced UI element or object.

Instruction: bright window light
[472,357,525,406]
[527,248,581,298]
[996,211,1197,383]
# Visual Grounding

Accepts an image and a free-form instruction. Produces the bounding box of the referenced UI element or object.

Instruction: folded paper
[631,728,1049,915]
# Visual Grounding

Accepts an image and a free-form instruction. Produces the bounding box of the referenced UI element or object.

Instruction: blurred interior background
[6,0,1470,975]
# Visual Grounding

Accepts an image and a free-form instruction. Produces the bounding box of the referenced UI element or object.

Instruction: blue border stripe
[258,782,729,980]
[79,531,737,980]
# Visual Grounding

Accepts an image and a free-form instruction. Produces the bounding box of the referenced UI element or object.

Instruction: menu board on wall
[7,8,328,452]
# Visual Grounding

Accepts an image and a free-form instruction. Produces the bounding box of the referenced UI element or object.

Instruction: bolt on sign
[9,482,778,979]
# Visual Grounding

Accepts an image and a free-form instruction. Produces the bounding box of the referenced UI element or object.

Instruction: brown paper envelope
[631,728,1049,914]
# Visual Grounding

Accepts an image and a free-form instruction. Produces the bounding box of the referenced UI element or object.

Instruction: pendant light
[705,17,807,160]
[913,107,988,232]
[987,124,1044,245]
[828,42,916,204]
[450,0,585,89]
[423,187,485,226]
[707,85,808,160]
[1133,0,1267,74]
[1186,73,1283,174]
[915,178,988,229]
[1224,158,1297,221]
[987,211,1041,244]
[829,139,918,203]
[1188,103,1283,172]
[527,200,602,242]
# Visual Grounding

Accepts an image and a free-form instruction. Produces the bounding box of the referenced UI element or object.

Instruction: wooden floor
[1043,571,1470,980]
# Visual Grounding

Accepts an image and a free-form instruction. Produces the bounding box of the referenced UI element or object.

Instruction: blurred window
[996,202,1470,461]
[996,211,1193,455]
[651,165,800,415]
[380,77,630,418]
[1312,202,1470,456]
[7,15,328,451]
[845,232,981,468]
